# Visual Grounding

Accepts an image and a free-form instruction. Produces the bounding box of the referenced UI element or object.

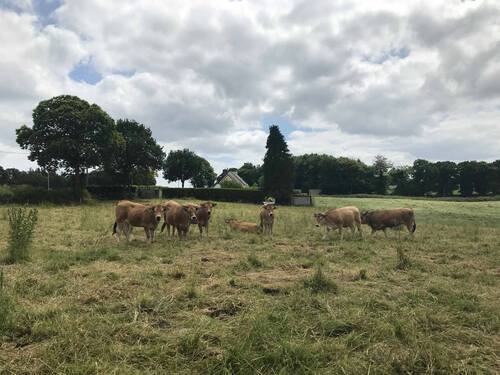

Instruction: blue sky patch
[69,60,103,85]
[363,46,411,64]
[33,0,62,26]
[260,115,296,137]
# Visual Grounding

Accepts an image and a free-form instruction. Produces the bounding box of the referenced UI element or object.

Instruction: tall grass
[0,269,13,335]
[5,206,38,263]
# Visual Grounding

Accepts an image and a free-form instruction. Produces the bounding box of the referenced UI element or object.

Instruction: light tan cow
[361,208,416,237]
[314,206,362,240]
[161,200,198,239]
[113,200,164,243]
[259,204,276,235]
[194,201,217,237]
[225,218,261,234]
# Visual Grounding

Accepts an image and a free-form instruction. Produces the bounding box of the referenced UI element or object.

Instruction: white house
[214,169,249,188]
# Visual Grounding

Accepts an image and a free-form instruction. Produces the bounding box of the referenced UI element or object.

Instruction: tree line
[8,95,500,200]
[235,155,500,197]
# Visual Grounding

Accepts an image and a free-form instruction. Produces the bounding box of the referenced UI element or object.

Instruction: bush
[220,180,244,189]
[5,207,38,263]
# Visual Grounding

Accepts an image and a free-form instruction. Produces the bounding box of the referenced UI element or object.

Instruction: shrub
[303,266,338,294]
[5,207,38,263]
[220,180,244,189]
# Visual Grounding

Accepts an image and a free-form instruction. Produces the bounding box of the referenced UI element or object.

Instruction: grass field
[0,197,499,374]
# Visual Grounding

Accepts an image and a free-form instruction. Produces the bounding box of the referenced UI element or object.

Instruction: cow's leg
[198,224,203,237]
[115,222,122,242]
[371,228,376,236]
[357,223,363,238]
[124,222,131,242]
[339,227,343,240]
[350,225,355,237]
[144,227,150,242]
[383,228,388,238]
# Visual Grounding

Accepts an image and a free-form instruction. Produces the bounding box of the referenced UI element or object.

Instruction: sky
[1,0,500,185]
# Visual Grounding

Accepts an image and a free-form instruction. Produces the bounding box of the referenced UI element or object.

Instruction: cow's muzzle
[156,216,161,222]
[315,224,320,227]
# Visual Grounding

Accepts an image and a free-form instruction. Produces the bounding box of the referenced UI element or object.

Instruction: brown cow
[259,204,276,235]
[161,200,198,238]
[194,201,217,237]
[225,218,261,234]
[314,206,362,240]
[113,200,164,243]
[361,208,416,237]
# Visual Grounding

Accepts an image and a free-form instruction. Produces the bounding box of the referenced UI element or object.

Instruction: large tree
[16,95,122,198]
[108,119,165,185]
[262,125,294,203]
[372,155,393,195]
[237,163,262,187]
[163,149,204,188]
[434,161,458,196]
[191,156,216,188]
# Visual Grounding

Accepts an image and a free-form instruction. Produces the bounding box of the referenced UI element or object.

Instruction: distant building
[215,169,249,188]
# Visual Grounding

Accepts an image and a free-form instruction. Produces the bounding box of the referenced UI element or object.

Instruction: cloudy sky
[1,0,500,184]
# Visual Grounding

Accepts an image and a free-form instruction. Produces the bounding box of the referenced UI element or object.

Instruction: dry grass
[0,197,499,374]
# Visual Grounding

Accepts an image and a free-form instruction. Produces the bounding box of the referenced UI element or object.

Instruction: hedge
[0,185,75,204]
[87,185,267,203]
[160,187,266,204]
[0,185,267,205]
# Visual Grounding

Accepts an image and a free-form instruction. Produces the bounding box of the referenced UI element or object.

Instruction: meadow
[0,197,499,374]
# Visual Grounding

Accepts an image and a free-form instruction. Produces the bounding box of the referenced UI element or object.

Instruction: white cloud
[1,0,500,180]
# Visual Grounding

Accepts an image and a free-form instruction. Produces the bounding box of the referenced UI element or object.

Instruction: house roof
[216,169,249,187]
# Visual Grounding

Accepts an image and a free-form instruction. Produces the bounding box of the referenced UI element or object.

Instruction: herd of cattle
[112,199,416,243]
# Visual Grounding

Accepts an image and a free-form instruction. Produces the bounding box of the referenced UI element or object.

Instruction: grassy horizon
[1,197,499,374]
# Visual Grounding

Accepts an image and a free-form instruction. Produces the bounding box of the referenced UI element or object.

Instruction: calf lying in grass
[225,218,261,234]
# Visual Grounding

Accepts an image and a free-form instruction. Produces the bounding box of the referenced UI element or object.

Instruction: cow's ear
[212,203,217,207]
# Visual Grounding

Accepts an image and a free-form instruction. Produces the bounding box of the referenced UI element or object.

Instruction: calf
[161,200,198,239]
[113,200,164,243]
[361,208,416,237]
[195,201,217,237]
[259,204,276,235]
[225,218,261,234]
[314,206,362,240]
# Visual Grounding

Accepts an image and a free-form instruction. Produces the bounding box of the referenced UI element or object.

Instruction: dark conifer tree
[262,125,294,203]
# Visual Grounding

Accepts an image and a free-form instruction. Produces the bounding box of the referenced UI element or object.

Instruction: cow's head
[313,212,327,227]
[149,204,165,222]
[183,204,198,223]
[200,201,217,217]
[261,204,277,217]
[360,211,371,224]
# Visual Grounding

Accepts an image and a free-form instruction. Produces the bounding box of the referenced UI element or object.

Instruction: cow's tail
[112,222,117,235]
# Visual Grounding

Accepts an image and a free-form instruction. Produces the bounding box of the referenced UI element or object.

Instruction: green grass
[0,197,499,374]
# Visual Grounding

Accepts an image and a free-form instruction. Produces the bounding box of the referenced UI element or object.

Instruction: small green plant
[303,266,338,294]
[5,207,38,263]
[395,247,411,270]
